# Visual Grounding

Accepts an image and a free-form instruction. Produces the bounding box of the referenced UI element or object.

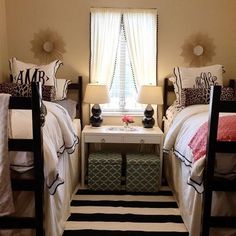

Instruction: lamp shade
[137,85,163,105]
[83,84,110,104]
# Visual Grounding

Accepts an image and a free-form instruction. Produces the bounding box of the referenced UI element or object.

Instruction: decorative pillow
[0,83,56,101]
[180,88,208,107]
[212,87,234,102]
[55,78,71,100]
[170,65,224,104]
[180,87,234,107]
[9,57,62,87]
[42,86,56,101]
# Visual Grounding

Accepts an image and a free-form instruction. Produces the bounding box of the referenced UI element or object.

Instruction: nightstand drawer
[84,135,122,143]
[124,135,161,144]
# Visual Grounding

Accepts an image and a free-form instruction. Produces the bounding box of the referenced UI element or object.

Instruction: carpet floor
[63,186,189,236]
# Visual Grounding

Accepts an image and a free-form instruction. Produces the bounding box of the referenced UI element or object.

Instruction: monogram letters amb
[14,68,50,85]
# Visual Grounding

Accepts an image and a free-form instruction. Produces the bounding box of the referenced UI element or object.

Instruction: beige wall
[3,0,236,124]
[0,0,8,81]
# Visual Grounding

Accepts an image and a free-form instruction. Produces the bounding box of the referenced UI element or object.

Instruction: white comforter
[163,104,236,193]
[9,101,79,195]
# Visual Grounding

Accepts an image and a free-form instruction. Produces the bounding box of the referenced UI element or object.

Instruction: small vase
[124,122,129,128]
[124,122,133,131]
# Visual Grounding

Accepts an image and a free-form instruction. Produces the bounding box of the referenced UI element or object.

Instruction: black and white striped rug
[63,186,188,236]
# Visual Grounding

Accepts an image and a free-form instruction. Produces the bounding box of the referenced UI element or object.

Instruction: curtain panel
[123,10,157,88]
[90,8,121,87]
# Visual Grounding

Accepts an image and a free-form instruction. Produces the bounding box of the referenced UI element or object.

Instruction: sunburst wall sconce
[180,33,216,67]
[30,28,66,63]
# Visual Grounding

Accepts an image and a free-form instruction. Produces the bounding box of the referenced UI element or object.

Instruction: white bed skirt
[164,151,236,236]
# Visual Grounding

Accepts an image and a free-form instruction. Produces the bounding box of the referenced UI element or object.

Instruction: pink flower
[122,115,134,124]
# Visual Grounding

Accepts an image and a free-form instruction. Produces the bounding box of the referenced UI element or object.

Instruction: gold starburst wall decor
[30,28,66,63]
[180,33,216,67]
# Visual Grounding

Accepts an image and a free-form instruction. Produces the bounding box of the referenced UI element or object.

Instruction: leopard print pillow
[205,86,234,103]
[181,87,234,107]
[0,83,56,101]
[180,88,208,107]
[42,86,56,101]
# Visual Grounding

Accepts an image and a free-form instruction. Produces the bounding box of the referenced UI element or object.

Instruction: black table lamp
[137,85,163,128]
[83,83,110,127]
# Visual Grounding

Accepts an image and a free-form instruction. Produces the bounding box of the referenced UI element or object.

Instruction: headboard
[163,77,235,116]
[8,75,83,126]
[163,78,174,116]
[67,75,83,127]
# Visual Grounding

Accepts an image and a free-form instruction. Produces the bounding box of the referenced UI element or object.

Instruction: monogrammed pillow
[9,57,62,87]
[0,83,56,101]
[170,65,224,104]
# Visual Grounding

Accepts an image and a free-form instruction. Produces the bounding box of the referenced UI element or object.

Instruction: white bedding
[0,102,81,236]
[163,104,236,236]
[163,101,184,133]
[9,101,79,195]
[164,104,236,193]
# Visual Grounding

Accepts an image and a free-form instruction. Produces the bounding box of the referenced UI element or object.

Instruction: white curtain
[90,8,121,86]
[123,9,157,88]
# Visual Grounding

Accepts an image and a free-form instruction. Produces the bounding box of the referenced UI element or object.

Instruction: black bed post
[67,75,83,127]
[163,78,169,116]
[78,76,83,128]
[31,82,44,236]
[162,78,174,131]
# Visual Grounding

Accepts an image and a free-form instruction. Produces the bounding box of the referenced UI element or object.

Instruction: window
[90,8,157,114]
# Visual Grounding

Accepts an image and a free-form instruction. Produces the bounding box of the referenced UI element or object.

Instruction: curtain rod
[90,7,158,13]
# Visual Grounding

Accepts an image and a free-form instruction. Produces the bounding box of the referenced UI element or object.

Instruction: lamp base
[90,104,103,127]
[90,115,103,127]
[142,117,155,128]
[142,104,155,128]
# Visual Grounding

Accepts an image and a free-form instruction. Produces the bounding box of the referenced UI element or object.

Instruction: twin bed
[0,73,83,236]
[162,65,236,236]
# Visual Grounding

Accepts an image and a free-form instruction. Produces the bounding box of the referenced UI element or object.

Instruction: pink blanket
[188,115,236,162]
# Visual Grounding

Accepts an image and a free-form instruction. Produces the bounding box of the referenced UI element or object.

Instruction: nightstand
[81,125,164,188]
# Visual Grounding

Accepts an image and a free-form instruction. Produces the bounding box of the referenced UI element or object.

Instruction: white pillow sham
[9,57,62,87]
[170,64,223,104]
[55,78,71,100]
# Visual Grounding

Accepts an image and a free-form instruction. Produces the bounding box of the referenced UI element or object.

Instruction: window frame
[89,8,158,116]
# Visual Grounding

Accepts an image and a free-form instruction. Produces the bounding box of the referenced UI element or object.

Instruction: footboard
[0,82,44,236]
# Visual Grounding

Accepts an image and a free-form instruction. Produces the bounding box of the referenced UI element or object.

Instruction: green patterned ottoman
[88,152,122,191]
[126,153,160,192]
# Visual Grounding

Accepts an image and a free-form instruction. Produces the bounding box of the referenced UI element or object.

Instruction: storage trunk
[126,153,160,192]
[88,152,122,191]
